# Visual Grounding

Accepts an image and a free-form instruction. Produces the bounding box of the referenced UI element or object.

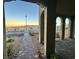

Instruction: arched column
[44,0,57,58]
[61,17,66,40]
[70,16,75,39]
[3,2,8,59]
[39,6,45,45]
[40,10,44,45]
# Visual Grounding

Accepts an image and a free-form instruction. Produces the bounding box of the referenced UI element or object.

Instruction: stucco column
[70,17,75,39]
[3,2,8,59]
[40,11,44,44]
[62,17,66,40]
[44,0,57,58]
[39,6,45,44]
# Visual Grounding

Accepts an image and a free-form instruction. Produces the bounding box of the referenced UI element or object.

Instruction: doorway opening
[56,17,62,40]
[4,1,41,59]
[65,18,71,39]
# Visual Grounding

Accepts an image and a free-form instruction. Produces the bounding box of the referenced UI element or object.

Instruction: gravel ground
[7,31,74,59]
[15,32,38,59]
[55,38,75,59]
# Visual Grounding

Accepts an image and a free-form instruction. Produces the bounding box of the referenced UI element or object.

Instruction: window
[65,18,71,38]
[56,17,62,40]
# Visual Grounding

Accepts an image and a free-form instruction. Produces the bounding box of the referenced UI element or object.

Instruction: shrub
[7,39,14,43]
[50,54,57,59]
[56,32,60,38]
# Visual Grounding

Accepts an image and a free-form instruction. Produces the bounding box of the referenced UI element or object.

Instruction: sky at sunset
[4,0,69,27]
[4,1,39,27]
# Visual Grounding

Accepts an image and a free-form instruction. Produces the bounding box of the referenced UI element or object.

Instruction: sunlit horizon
[6,19,39,27]
[6,22,39,28]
